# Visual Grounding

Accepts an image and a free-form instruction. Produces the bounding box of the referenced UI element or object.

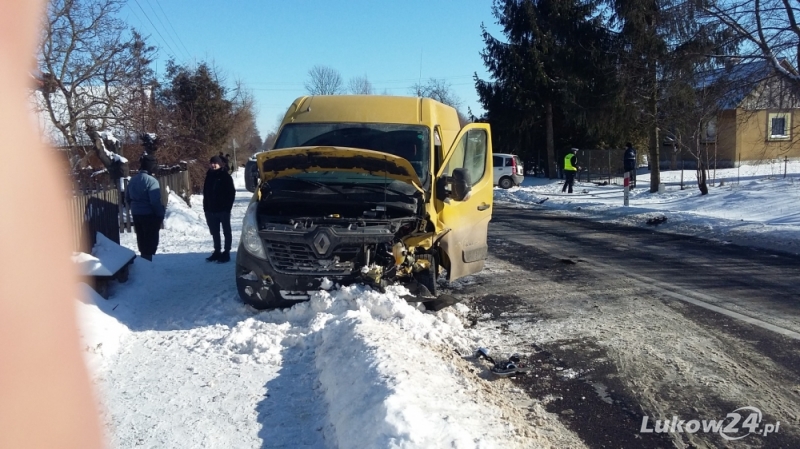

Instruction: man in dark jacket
[125,154,165,261]
[624,142,637,189]
[204,155,236,263]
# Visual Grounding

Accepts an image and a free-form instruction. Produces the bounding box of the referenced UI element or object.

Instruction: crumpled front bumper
[235,242,361,308]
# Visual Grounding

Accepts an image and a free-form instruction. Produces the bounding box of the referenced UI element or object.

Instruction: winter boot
[217,251,230,263]
[206,251,221,262]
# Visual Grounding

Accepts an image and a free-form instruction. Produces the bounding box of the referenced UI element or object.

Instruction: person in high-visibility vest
[562,148,580,193]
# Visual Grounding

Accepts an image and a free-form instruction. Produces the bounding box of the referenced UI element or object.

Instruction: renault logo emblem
[313,232,331,255]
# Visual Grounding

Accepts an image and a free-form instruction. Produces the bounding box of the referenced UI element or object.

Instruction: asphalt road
[492,206,800,337]
[453,205,800,449]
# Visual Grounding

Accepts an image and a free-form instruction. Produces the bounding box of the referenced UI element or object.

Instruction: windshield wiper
[336,182,414,197]
[280,176,344,195]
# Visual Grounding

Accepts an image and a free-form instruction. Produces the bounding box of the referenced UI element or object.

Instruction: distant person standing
[218,151,230,173]
[126,154,165,261]
[562,148,579,193]
[204,155,236,263]
[624,142,637,189]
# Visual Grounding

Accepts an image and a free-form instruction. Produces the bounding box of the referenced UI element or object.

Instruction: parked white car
[493,153,524,189]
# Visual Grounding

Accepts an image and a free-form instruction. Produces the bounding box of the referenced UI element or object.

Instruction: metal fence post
[586,151,591,183]
[680,160,685,190]
[624,171,630,206]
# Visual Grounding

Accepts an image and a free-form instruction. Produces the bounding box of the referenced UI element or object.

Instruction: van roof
[283,95,458,127]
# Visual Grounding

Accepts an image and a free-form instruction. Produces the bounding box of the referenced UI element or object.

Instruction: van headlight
[242,201,266,259]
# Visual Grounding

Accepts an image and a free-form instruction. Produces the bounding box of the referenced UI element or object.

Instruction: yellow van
[235,95,493,310]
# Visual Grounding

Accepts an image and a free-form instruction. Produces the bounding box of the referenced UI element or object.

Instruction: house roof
[694,59,798,110]
[695,60,772,109]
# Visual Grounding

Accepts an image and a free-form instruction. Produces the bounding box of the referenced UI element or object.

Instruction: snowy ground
[75,161,800,448]
[496,160,800,256]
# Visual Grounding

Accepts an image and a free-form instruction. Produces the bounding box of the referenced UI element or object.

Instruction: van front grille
[264,240,357,275]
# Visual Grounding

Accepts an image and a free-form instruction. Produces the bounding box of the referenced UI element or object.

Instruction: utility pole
[624,171,630,206]
[232,138,238,173]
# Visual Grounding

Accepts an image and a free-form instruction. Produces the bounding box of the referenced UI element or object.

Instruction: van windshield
[274,123,430,182]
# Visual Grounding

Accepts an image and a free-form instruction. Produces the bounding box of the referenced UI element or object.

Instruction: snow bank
[76,283,130,373]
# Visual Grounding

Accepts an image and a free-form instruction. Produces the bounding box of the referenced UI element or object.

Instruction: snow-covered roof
[694,59,800,110]
[694,60,772,109]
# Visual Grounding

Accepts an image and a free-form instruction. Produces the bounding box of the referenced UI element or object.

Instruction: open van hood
[257,147,425,192]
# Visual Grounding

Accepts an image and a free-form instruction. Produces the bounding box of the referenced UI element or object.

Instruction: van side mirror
[451,168,471,201]
[436,168,472,201]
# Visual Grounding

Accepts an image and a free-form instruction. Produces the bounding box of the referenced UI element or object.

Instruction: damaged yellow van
[235,95,493,310]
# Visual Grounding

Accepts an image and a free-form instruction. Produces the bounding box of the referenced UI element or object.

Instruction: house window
[702,118,717,142]
[772,117,786,136]
[768,112,791,140]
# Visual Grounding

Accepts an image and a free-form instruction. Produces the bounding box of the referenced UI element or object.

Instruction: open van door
[436,123,493,280]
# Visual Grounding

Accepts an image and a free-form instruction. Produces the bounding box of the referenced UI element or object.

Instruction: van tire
[499,177,514,189]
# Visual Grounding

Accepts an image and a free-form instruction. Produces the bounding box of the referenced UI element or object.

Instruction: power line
[132,0,179,59]
[148,0,193,60]
[141,0,189,60]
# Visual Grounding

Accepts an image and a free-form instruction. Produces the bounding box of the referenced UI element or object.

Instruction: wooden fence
[155,169,192,209]
[69,169,190,253]
[70,186,122,253]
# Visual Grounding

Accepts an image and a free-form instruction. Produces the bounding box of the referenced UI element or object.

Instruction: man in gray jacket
[125,154,165,261]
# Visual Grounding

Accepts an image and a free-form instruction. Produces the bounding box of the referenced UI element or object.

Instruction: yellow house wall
[735,109,800,161]
[714,110,737,163]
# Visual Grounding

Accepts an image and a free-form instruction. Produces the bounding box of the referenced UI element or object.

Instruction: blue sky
[120,0,503,137]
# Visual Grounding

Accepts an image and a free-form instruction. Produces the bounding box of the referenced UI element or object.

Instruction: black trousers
[562,171,576,193]
[205,211,232,252]
[133,214,162,258]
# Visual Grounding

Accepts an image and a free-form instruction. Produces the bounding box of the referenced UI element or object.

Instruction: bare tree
[348,75,374,94]
[704,0,800,83]
[409,78,463,111]
[304,65,343,95]
[258,113,285,151]
[262,130,278,151]
[227,80,261,169]
[84,124,130,185]
[36,0,156,168]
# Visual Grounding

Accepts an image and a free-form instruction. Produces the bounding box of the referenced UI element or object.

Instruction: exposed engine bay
[244,178,440,300]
